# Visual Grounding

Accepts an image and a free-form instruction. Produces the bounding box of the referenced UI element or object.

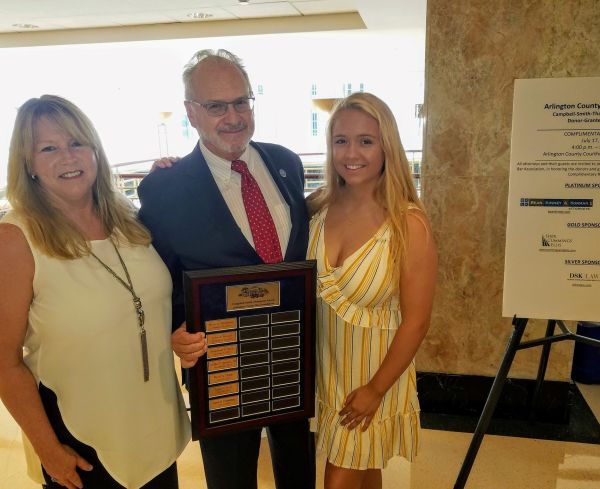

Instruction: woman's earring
[30,174,37,180]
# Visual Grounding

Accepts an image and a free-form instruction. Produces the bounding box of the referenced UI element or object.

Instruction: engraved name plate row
[205,310,303,425]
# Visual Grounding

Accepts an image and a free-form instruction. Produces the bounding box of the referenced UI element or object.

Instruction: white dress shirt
[200,141,291,257]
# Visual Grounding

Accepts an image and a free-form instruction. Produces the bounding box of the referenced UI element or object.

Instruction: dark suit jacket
[138,141,309,330]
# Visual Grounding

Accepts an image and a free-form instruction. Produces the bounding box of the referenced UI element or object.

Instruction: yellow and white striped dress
[308,207,420,470]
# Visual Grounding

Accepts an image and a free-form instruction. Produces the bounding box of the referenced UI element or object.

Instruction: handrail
[0,149,423,204]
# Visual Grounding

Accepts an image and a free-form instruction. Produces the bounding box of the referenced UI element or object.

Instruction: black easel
[454,316,600,489]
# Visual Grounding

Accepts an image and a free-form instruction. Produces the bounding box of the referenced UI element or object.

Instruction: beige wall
[418,0,600,380]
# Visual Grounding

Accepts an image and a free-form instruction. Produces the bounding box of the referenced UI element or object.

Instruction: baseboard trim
[416,372,600,443]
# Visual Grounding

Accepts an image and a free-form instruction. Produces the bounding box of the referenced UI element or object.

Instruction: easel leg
[453,317,529,489]
[529,319,556,419]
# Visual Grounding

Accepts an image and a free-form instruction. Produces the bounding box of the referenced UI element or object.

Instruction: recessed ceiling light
[12,23,39,29]
[186,12,213,19]
[238,0,250,4]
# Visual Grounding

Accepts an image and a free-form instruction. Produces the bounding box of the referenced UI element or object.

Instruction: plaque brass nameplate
[207,331,238,346]
[208,357,239,372]
[209,395,240,411]
[207,344,238,359]
[205,318,238,332]
[208,369,239,385]
[226,282,280,312]
[208,382,240,399]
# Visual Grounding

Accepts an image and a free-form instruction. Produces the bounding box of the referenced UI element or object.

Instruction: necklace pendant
[133,297,145,326]
[137,308,145,327]
[91,243,149,382]
[140,328,150,382]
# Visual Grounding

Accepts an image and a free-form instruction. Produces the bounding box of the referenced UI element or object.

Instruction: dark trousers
[39,383,179,489]
[199,419,315,489]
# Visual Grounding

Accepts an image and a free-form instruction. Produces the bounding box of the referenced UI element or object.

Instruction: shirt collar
[199,140,254,184]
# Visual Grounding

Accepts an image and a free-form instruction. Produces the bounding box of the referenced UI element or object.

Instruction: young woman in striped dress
[307,92,438,489]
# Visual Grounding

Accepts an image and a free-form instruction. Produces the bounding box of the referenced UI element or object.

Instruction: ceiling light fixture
[12,23,39,29]
[186,12,213,19]
[238,0,250,4]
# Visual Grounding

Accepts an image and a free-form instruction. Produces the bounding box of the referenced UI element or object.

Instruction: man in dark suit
[138,49,314,489]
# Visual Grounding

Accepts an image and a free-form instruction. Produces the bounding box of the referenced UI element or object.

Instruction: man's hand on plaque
[171,323,208,368]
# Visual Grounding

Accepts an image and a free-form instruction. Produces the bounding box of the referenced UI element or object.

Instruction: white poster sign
[503,77,600,321]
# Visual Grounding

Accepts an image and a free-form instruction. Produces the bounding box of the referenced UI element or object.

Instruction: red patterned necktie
[231,159,283,264]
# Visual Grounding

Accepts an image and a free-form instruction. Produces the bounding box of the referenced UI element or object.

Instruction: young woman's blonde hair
[7,94,151,258]
[309,92,424,289]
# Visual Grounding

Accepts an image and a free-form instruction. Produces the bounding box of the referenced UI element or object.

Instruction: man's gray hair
[182,49,253,101]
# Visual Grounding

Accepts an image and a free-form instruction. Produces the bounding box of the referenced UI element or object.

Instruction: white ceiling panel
[224,2,301,18]
[0,20,68,32]
[292,0,357,15]
[120,0,224,8]
[0,0,422,36]
[120,0,299,9]
[30,13,169,30]
[0,0,141,16]
[161,8,237,22]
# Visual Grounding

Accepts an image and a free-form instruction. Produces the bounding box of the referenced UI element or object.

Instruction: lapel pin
[279,169,287,177]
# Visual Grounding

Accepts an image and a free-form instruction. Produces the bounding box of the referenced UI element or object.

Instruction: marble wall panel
[418,0,600,379]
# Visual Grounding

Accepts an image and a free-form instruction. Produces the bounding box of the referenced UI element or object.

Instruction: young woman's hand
[338,383,384,431]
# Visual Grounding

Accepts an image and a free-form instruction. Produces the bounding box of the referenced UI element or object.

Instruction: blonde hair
[310,92,424,289]
[7,94,151,258]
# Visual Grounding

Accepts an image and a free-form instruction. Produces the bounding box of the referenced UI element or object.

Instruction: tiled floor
[2,385,600,489]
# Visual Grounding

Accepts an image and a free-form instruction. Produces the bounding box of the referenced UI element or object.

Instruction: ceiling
[0,0,425,36]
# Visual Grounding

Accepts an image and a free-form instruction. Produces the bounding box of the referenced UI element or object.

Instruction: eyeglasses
[186,97,255,117]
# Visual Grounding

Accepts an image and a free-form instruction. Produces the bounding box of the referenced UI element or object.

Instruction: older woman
[0,95,192,489]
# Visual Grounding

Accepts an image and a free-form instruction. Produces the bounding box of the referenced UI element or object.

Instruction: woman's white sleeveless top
[2,212,190,488]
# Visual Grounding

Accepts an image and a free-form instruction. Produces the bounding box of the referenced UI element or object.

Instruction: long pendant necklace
[89,239,149,382]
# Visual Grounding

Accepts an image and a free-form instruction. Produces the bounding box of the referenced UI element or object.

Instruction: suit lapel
[252,141,294,207]
[184,144,259,258]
